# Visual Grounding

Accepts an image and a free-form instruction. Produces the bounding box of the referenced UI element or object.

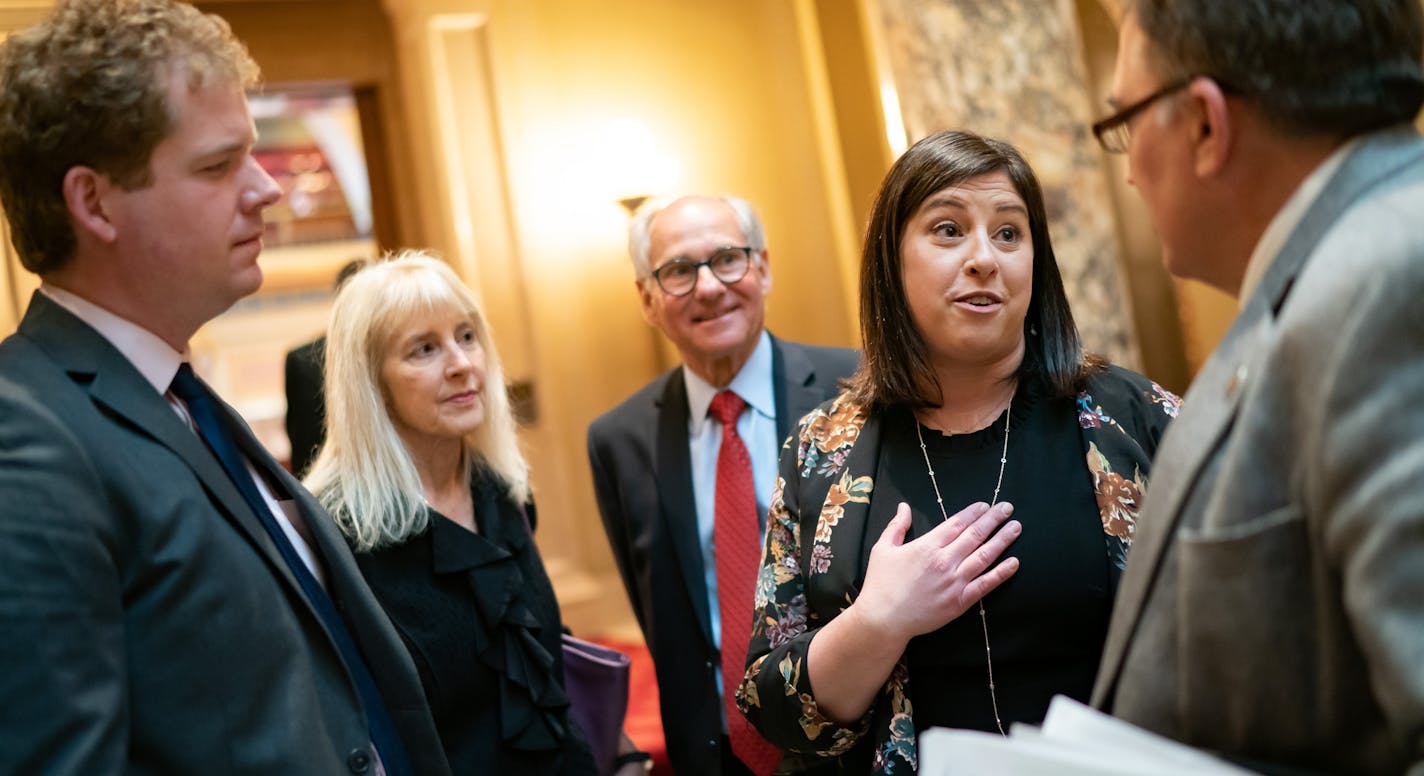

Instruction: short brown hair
[0,0,260,274]
[849,129,1098,411]
[1130,0,1424,139]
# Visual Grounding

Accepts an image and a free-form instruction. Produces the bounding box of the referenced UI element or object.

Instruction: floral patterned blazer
[736,365,1180,774]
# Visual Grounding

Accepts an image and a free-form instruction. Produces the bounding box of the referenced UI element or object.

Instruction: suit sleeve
[586,423,648,634]
[0,392,127,774]
[1307,216,1424,771]
[735,416,873,757]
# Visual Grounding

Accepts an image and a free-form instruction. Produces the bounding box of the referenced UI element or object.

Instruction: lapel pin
[1225,364,1248,400]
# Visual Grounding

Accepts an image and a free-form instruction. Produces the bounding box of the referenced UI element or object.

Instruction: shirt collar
[683,329,774,428]
[39,284,187,394]
[1238,136,1362,308]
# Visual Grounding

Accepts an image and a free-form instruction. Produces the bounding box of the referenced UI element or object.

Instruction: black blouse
[888,379,1112,732]
[354,467,595,775]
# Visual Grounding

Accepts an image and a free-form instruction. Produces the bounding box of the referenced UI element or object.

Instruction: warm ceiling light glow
[593,118,681,206]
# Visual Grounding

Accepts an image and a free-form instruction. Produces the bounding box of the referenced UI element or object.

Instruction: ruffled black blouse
[354,467,595,775]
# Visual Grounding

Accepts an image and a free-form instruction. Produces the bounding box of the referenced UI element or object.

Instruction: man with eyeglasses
[588,195,857,776]
[1089,2,1424,773]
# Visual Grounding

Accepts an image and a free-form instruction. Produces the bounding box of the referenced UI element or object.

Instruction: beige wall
[465,0,861,634]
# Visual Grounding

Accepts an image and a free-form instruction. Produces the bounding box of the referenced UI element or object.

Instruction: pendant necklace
[915,394,1012,736]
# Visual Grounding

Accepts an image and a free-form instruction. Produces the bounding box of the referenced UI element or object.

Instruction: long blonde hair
[304,251,529,550]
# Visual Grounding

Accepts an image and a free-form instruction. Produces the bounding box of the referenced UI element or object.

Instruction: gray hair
[627,194,767,281]
[1129,0,1424,138]
[304,250,529,551]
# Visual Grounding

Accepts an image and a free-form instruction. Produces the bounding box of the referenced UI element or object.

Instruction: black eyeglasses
[649,246,755,297]
[1091,76,1196,154]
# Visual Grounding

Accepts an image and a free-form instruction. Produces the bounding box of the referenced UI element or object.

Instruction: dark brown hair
[1130,0,1424,138]
[848,129,1098,410]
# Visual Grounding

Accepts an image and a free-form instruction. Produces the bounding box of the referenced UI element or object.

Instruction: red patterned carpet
[588,637,671,775]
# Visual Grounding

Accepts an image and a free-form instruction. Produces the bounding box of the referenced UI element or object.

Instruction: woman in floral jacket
[736,130,1179,774]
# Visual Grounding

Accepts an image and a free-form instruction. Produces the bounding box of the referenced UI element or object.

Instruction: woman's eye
[997,226,1021,242]
[934,222,961,238]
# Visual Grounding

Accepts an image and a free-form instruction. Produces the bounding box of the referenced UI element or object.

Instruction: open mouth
[955,291,1003,308]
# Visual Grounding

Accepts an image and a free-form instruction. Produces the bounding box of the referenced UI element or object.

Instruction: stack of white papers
[919,695,1256,775]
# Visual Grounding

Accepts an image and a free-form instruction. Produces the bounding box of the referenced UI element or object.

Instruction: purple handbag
[513,503,631,773]
[562,634,631,776]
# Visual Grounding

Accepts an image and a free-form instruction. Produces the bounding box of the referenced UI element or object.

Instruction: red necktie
[708,391,782,776]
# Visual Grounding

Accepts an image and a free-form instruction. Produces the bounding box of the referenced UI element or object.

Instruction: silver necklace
[914,394,1012,736]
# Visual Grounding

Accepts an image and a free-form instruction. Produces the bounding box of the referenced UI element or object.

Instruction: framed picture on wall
[248,81,379,294]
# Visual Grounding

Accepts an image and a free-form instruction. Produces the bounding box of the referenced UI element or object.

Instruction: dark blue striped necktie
[170,363,412,776]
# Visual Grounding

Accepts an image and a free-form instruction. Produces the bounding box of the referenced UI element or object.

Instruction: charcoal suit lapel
[655,371,715,645]
[770,336,824,445]
[20,294,313,609]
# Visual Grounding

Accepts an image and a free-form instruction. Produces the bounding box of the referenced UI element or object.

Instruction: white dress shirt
[38,284,325,585]
[683,329,777,719]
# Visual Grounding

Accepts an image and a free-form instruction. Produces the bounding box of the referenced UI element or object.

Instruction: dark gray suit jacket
[586,334,857,776]
[0,293,451,776]
[1094,126,1424,776]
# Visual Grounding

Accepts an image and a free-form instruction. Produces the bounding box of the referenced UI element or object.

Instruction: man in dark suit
[0,2,448,773]
[588,195,857,776]
[285,258,366,477]
[285,335,327,476]
[1089,2,1424,773]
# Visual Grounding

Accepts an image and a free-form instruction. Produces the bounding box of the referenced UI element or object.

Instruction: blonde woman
[307,253,635,774]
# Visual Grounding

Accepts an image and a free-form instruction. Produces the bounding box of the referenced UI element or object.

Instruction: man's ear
[637,278,659,327]
[62,166,118,244]
[756,248,772,295]
[1187,77,1232,178]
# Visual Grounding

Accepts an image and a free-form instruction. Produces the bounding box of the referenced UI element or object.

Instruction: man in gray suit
[1089,1,1424,773]
[588,195,857,775]
[0,2,448,773]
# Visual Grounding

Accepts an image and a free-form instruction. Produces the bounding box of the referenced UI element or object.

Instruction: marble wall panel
[872,0,1138,367]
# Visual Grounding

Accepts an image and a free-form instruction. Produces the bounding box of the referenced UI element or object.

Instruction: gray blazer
[1093,126,1424,776]
[0,294,451,776]
[587,334,857,776]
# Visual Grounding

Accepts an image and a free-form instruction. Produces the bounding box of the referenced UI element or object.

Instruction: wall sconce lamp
[598,118,678,218]
[617,194,651,215]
